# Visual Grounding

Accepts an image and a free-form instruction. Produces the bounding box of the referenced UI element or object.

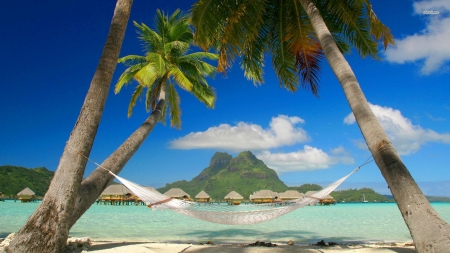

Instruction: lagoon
[1,201,449,244]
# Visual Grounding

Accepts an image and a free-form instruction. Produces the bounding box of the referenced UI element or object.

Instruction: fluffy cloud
[384,0,450,74]
[344,103,450,155]
[256,146,354,173]
[169,115,310,151]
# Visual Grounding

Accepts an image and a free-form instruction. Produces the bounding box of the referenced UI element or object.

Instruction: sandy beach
[83,241,416,253]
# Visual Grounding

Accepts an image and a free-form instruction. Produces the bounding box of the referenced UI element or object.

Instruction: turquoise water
[1,201,450,244]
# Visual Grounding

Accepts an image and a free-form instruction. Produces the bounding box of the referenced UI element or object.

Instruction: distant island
[0,165,54,197]
[2,154,450,203]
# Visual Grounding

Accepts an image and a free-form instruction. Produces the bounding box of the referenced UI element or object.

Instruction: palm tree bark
[6,1,133,252]
[68,97,165,229]
[299,0,450,252]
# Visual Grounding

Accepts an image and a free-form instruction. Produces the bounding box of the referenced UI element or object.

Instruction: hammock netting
[109,167,359,225]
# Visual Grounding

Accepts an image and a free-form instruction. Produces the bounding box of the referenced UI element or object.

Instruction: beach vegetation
[331,188,391,202]
[190,0,450,251]
[288,183,322,193]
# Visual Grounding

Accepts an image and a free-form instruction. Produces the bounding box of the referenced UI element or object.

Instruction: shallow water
[1,201,449,244]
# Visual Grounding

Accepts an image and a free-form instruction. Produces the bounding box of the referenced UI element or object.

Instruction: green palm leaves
[115,9,218,129]
[191,0,394,95]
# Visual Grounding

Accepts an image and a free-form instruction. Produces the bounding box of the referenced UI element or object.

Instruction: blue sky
[1,0,450,196]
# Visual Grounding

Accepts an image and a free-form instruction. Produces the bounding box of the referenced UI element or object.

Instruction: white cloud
[256,146,354,174]
[169,115,310,151]
[344,103,450,155]
[384,0,450,75]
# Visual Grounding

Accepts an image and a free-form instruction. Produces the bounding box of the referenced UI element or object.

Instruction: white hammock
[108,167,359,225]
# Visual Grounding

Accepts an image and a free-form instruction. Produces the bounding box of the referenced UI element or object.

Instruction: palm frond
[128,85,144,117]
[133,63,158,86]
[190,79,216,108]
[168,66,194,91]
[134,21,163,53]
[266,0,298,92]
[118,55,147,66]
[362,0,395,50]
[167,83,182,129]
[319,0,378,58]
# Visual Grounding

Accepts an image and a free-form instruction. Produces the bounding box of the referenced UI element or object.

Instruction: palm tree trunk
[6,1,133,252]
[68,97,165,228]
[299,0,450,252]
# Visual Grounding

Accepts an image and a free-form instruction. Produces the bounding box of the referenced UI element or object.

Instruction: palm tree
[6,1,134,253]
[65,9,218,229]
[191,0,450,251]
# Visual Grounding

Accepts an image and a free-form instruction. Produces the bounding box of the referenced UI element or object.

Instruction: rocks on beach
[0,234,91,253]
[0,233,15,252]
[65,237,92,253]
[316,240,338,246]
[246,241,277,247]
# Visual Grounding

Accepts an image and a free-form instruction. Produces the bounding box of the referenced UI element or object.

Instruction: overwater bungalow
[163,188,191,201]
[195,191,211,203]
[279,190,304,201]
[224,191,244,205]
[16,187,36,202]
[304,191,320,205]
[319,194,337,205]
[250,190,279,203]
[99,184,133,205]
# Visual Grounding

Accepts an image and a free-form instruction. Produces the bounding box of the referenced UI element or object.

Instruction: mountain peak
[209,152,232,167]
[231,151,259,165]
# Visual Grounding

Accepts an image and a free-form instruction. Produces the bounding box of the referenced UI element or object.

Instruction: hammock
[107,167,359,225]
[68,145,368,225]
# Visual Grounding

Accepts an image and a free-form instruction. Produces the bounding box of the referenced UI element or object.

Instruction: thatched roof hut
[320,194,337,205]
[17,187,36,202]
[224,191,244,200]
[279,190,304,200]
[305,191,317,196]
[101,184,132,195]
[164,188,191,200]
[250,190,279,203]
[224,191,244,205]
[17,187,35,196]
[195,190,211,202]
[195,190,210,199]
[99,184,133,203]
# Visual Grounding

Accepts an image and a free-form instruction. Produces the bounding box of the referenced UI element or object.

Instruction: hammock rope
[68,144,372,225]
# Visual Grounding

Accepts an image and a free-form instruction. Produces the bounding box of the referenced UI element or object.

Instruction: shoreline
[85,240,417,252]
[1,236,417,252]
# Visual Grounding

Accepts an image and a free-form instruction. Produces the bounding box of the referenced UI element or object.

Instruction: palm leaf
[190,79,216,108]
[168,66,194,91]
[128,85,144,117]
[167,83,182,129]
[115,64,145,94]
[266,0,298,92]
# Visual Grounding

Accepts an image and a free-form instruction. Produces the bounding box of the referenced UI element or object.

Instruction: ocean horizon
[1,201,449,244]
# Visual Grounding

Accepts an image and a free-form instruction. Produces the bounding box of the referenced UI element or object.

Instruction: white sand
[85,241,416,253]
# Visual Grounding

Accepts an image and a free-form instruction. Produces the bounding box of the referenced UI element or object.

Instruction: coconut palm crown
[191,0,394,95]
[116,9,218,129]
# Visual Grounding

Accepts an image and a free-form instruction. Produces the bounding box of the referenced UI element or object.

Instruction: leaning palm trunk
[299,0,450,252]
[6,1,133,252]
[68,96,165,229]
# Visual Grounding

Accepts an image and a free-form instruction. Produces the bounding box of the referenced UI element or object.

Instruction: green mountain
[157,151,288,200]
[0,165,54,196]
